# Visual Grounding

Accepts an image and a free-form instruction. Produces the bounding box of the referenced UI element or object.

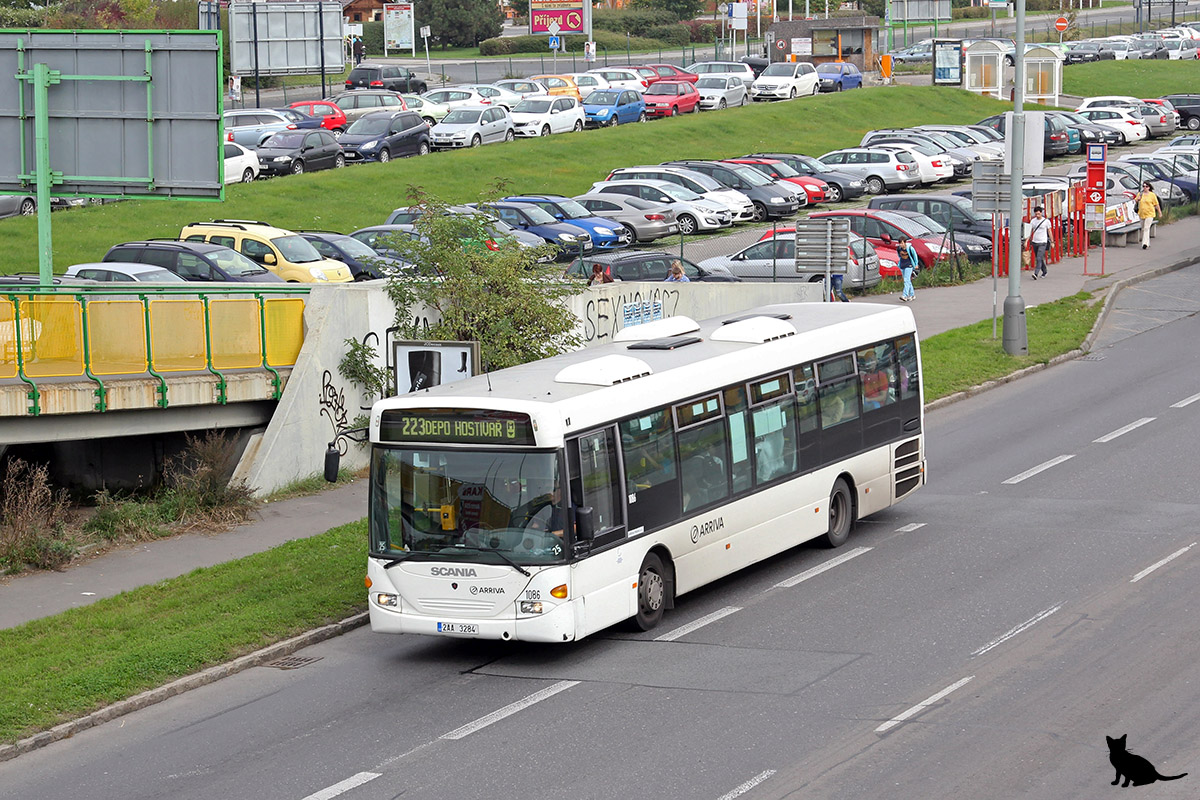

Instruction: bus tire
[634,552,668,631]
[824,478,854,548]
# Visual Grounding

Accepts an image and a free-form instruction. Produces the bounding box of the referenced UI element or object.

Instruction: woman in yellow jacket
[1136,182,1162,250]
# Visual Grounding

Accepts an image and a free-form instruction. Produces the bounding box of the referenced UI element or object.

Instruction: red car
[288,100,349,136]
[643,63,699,84]
[643,80,701,118]
[763,210,957,273]
[630,65,659,86]
[723,158,826,205]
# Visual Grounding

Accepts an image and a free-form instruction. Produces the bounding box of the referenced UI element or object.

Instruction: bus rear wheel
[634,552,667,630]
[823,478,854,548]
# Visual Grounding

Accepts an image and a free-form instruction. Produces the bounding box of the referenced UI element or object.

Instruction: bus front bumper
[368,598,578,643]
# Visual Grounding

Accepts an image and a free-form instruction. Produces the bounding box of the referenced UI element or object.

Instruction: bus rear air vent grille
[555,354,653,386]
[626,336,702,351]
[710,316,797,344]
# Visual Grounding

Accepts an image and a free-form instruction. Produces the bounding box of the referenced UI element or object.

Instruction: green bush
[363,21,384,56]
[593,7,678,35]
[952,5,989,18]
[646,24,692,47]
[480,29,670,56]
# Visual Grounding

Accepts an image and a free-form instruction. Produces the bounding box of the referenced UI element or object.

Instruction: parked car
[473,201,593,258]
[1076,107,1150,143]
[976,112,1071,157]
[1117,155,1200,199]
[365,213,549,259]
[65,262,188,283]
[582,89,646,127]
[742,152,867,203]
[501,194,630,250]
[398,93,450,126]
[750,61,819,100]
[297,231,409,279]
[869,143,953,185]
[429,106,514,149]
[662,159,802,220]
[722,157,826,205]
[345,63,426,93]
[530,74,583,101]
[1119,103,1176,137]
[223,142,260,184]
[223,107,303,148]
[1064,41,1115,64]
[685,61,757,83]
[0,194,37,218]
[698,231,880,287]
[868,193,994,238]
[1051,110,1124,145]
[695,75,748,110]
[603,165,756,221]
[564,250,736,282]
[572,193,680,242]
[863,127,994,168]
[455,83,524,110]
[1162,38,1200,59]
[347,224,424,260]
[643,63,698,84]
[339,110,430,162]
[510,95,586,137]
[1131,38,1169,59]
[816,147,921,194]
[328,90,408,124]
[643,80,701,117]
[808,208,960,268]
[1066,162,1183,203]
[103,240,286,283]
[492,78,550,97]
[589,178,733,233]
[1076,94,1145,112]
[179,220,353,282]
[255,129,343,175]
[422,87,493,110]
[816,61,863,91]
[273,107,324,131]
[1163,94,1200,130]
[565,72,609,95]
[885,209,993,261]
[890,41,933,63]
[585,67,648,92]
[1104,39,1141,60]
[287,100,349,135]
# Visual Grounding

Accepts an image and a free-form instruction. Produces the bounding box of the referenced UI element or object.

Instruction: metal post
[318,1,327,100]
[252,2,261,109]
[32,62,56,286]
[1004,0,1028,356]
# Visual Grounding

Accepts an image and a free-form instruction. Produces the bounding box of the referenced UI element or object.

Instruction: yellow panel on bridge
[87,300,149,376]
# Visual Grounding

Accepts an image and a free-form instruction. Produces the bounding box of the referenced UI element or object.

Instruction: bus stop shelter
[1023,44,1062,106]
[964,39,1005,100]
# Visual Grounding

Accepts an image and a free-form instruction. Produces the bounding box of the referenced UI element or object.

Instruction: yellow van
[179,219,353,283]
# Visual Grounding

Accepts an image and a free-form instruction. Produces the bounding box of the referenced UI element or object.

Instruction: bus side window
[794,364,818,433]
[857,342,896,410]
[749,374,797,485]
[676,398,729,514]
[574,428,623,537]
[724,386,752,495]
[896,335,920,401]
[619,410,681,534]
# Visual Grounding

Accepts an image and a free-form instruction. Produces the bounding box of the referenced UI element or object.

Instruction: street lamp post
[1004,0,1028,355]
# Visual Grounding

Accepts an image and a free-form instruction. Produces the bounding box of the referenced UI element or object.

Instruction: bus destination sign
[380,408,537,445]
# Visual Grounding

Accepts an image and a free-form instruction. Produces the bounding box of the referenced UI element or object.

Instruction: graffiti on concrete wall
[319,369,350,454]
[582,287,681,343]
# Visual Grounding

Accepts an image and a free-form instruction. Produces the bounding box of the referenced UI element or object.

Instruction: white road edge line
[971,603,1063,657]
[440,680,580,740]
[655,606,742,642]
[716,769,777,800]
[875,675,975,734]
[896,523,926,533]
[1002,454,1075,485]
[774,546,872,589]
[1170,391,1200,408]
[1131,542,1197,583]
[1094,417,1156,443]
[300,772,381,800]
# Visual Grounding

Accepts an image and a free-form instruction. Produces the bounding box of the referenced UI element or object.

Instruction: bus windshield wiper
[451,544,531,577]
[373,549,440,569]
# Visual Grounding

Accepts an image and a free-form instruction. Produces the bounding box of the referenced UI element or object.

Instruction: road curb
[0,611,369,764]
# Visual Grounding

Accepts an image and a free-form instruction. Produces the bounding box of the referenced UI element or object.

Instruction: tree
[414,0,503,48]
[629,0,705,22]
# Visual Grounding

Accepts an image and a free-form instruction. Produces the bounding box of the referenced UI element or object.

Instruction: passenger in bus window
[859,348,891,410]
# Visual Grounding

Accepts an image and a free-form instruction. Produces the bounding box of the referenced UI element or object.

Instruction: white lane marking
[773,546,872,589]
[896,523,926,533]
[1094,417,1156,443]
[300,772,381,800]
[655,606,742,642]
[1001,454,1075,484]
[874,675,975,734]
[1171,391,1200,408]
[716,769,777,800]
[1131,542,1197,583]
[440,681,580,740]
[971,603,1063,657]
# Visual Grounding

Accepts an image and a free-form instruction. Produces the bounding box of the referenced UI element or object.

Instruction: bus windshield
[370,447,567,566]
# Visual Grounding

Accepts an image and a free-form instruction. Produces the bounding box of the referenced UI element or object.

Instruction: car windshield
[369,448,567,566]
[650,83,682,95]
[696,77,729,88]
[347,116,393,135]
[585,91,620,104]
[332,236,381,258]
[905,211,946,233]
[513,99,553,113]
[264,132,305,148]
[211,248,270,276]
[907,142,940,157]
[661,185,702,202]
[555,199,591,218]
[815,63,842,74]
[761,64,795,77]
[724,164,769,185]
[442,109,483,124]
[271,234,323,263]
[137,268,185,282]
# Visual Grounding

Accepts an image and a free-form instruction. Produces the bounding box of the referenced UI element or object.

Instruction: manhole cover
[266,655,323,670]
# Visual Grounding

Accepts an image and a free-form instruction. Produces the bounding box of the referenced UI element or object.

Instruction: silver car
[817,148,922,194]
[604,165,756,222]
[1116,104,1177,138]
[573,193,680,242]
[422,87,492,110]
[492,78,549,97]
[429,105,514,149]
[695,75,747,110]
[697,231,881,287]
[328,90,408,124]
[456,83,524,111]
[590,178,734,233]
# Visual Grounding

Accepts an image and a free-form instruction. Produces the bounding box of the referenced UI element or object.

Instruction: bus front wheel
[824,478,854,548]
[634,552,667,630]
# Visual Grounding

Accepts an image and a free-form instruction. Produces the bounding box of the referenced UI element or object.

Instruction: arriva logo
[430,567,478,577]
[690,516,724,544]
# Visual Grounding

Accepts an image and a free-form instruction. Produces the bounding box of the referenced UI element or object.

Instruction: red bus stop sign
[1055,16,1069,32]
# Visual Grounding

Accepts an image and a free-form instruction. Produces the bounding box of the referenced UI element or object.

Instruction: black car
[661,159,801,221]
[1164,94,1200,131]
[345,63,427,94]
[977,113,1070,159]
[742,152,867,203]
[298,231,410,279]
[103,240,284,283]
[257,129,343,175]
[1131,39,1169,60]
[1064,41,1115,64]
[564,250,740,282]
[339,110,430,163]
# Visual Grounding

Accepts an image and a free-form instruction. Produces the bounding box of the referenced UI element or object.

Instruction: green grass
[0,520,367,744]
[261,469,360,503]
[0,86,1020,276]
[1063,58,1200,100]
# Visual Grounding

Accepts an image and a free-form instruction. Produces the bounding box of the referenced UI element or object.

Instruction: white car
[566,72,610,95]
[685,61,757,84]
[429,105,515,149]
[873,143,952,184]
[65,262,188,283]
[456,83,524,111]
[422,87,492,111]
[750,62,819,101]
[492,78,550,98]
[603,165,757,221]
[1077,107,1150,143]
[589,178,733,233]
[587,67,647,92]
[1102,39,1141,60]
[1076,95,1143,113]
[223,141,260,184]
[510,94,585,137]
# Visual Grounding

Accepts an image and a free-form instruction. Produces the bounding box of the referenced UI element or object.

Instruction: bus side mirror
[324,443,340,483]
[574,506,595,541]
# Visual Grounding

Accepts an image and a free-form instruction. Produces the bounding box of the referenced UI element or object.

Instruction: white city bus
[359,302,925,642]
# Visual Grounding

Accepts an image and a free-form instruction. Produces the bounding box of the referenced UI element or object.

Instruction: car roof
[113,239,229,253]
[183,219,295,237]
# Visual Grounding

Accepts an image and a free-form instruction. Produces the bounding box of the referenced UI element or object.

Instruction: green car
[401,94,450,126]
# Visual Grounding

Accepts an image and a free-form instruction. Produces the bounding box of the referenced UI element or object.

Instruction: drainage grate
[1078,354,1106,361]
[266,655,323,670]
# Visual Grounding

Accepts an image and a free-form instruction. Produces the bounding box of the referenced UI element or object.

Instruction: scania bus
[347,302,925,642]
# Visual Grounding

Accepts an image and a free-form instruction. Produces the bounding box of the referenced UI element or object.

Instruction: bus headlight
[375,593,399,608]
[520,601,544,614]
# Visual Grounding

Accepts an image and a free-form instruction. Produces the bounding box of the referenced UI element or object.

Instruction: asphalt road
[2,268,1198,799]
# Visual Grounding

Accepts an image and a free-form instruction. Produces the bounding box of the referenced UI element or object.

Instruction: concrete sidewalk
[1,212,1197,632]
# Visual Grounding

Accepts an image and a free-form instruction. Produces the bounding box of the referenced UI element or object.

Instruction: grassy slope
[1062,59,1199,101]
[1,86,1017,276]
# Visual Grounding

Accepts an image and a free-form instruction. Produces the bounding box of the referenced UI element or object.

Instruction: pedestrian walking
[1135,182,1161,250]
[897,235,918,302]
[1027,205,1050,279]
[353,36,365,66]
[830,271,849,302]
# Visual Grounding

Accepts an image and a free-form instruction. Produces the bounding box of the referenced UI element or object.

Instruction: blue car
[500,194,631,250]
[583,88,646,128]
[815,62,863,92]
[472,201,594,260]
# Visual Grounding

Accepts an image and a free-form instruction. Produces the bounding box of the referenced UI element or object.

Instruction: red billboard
[529,0,585,33]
